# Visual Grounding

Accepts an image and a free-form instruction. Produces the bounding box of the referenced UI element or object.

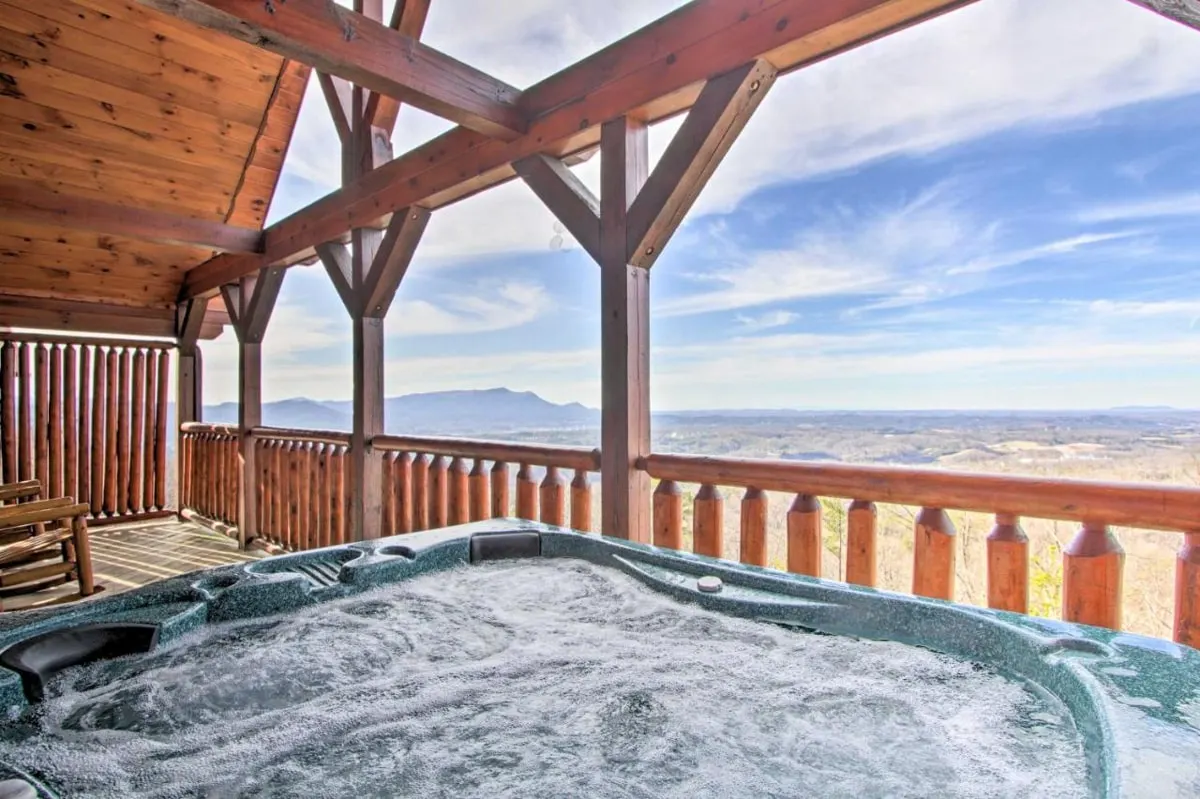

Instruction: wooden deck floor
[3,519,259,613]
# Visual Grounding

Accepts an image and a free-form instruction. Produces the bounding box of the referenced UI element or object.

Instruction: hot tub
[0,520,1198,798]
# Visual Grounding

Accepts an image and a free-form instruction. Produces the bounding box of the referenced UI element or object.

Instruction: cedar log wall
[0,334,170,521]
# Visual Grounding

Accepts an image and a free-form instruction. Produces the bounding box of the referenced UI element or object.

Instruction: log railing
[640,453,1200,648]
[372,435,601,534]
[0,334,171,523]
[253,427,351,551]
[179,423,240,531]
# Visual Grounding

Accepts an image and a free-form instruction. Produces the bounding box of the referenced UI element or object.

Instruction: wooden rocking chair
[0,481,95,609]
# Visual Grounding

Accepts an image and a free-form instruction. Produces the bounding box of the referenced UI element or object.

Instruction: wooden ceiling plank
[136,0,527,139]
[0,274,176,307]
[0,0,281,91]
[0,286,174,310]
[0,177,263,252]
[0,220,213,262]
[0,115,245,189]
[67,0,284,73]
[0,1,280,107]
[0,238,186,275]
[0,296,192,337]
[0,27,266,129]
[0,49,261,143]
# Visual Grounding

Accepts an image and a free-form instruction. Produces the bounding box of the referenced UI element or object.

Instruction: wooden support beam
[316,242,357,315]
[180,0,972,298]
[599,116,650,543]
[138,0,525,139]
[626,60,776,267]
[366,0,433,133]
[316,71,353,143]
[175,298,207,354]
[0,297,224,340]
[361,207,430,318]
[514,155,602,263]
[0,178,263,254]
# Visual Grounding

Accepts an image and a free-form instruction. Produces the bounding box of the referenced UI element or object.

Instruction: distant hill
[201,388,597,436]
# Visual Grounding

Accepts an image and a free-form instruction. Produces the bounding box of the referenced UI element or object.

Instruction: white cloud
[945,231,1146,276]
[735,310,799,332]
[389,281,550,336]
[1075,192,1200,224]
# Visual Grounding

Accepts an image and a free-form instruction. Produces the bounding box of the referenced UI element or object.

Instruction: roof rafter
[182,0,977,299]
[0,178,263,254]
[136,0,526,140]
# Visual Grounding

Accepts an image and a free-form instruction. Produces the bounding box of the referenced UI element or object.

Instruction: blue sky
[202,0,1200,410]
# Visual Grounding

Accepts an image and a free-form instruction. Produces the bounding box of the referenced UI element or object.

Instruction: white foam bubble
[3,560,1090,798]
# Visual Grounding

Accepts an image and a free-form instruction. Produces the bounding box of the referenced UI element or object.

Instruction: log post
[48,345,63,502]
[469,458,489,522]
[176,298,205,517]
[913,507,956,601]
[104,348,118,516]
[116,348,130,515]
[35,344,49,495]
[411,454,429,531]
[987,513,1029,614]
[448,456,469,526]
[570,469,592,532]
[428,455,448,529]
[539,466,566,526]
[129,350,145,513]
[17,343,31,483]
[787,494,822,577]
[652,479,682,549]
[1175,533,1200,649]
[394,451,413,533]
[693,484,723,559]
[516,463,537,521]
[64,345,77,502]
[740,487,768,566]
[1063,522,1124,630]
[845,499,877,587]
[490,461,509,518]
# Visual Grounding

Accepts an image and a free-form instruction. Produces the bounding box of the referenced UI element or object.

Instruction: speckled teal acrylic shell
[2,520,1199,797]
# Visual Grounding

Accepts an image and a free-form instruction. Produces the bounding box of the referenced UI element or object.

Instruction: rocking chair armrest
[0,499,89,530]
[0,480,42,503]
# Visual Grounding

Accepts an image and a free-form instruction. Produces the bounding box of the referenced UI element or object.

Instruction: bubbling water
[3,560,1088,798]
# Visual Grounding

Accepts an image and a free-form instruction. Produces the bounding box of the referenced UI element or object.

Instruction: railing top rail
[641,452,1200,534]
[0,331,175,350]
[252,426,352,446]
[180,422,239,436]
[373,434,601,472]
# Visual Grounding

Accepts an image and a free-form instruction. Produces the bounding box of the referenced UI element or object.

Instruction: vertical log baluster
[571,469,592,532]
[272,441,284,546]
[382,451,395,534]
[428,455,448,529]
[153,349,169,510]
[318,444,332,548]
[740,487,768,567]
[258,438,270,537]
[693,484,723,559]
[394,452,413,533]
[913,507,956,601]
[130,350,145,513]
[787,494,821,577]
[35,343,49,493]
[17,342,31,482]
[653,479,682,549]
[308,443,321,550]
[540,466,566,526]
[515,463,537,521]
[411,454,429,531]
[987,513,1029,614]
[0,342,14,484]
[468,458,489,522]
[1063,522,1124,630]
[116,348,131,515]
[90,350,105,515]
[229,433,240,527]
[143,350,158,512]
[448,456,469,526]
[78,346,91,510]
[64,346,77,502]
[337,445,349,545]
[48,345,63,501]
[845,499,877,587]
[1175,533,1200,649]
[103,348,118,516]
[288,441,301,549]
[490,461,509,518]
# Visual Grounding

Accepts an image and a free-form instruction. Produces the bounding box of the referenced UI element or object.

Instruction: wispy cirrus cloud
[1075,192,1200,224]
[735,310,800,332]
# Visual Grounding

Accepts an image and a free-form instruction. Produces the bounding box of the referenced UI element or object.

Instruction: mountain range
[201,388,597,435]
